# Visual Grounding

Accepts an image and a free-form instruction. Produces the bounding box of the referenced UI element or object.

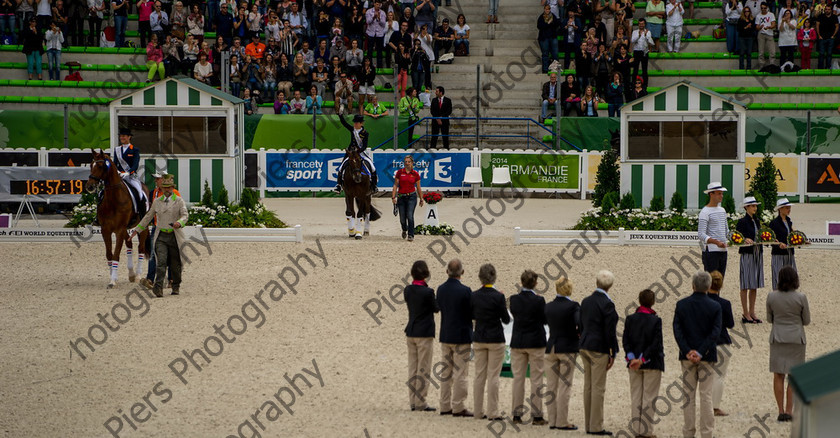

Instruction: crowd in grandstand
[538,0,840,120]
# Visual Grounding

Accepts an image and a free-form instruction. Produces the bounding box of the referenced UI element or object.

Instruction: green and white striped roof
[111,77,245,108]
[624,81,746,113]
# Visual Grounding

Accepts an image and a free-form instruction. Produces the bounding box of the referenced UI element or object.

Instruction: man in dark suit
[579,270,619,436]
[544,276,581,431]
[436,259,473,417]
[429,86,452,149]
[673,270,722,438]
[404,260,439,412]
[541,72,560,122]
[707,271,735,417]
[509,270,548,425]
[622,289,665,438]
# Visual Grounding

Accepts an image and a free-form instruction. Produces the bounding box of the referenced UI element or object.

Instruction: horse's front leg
[363,198,371,236]
[136,228,149,280]
[103,228,116,289]
[345,196,356,238]
[110,229,126,288]
[124,229,136,283]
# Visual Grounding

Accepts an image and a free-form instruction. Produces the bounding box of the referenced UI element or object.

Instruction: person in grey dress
[735,196,764,323]
[766,266,810,423]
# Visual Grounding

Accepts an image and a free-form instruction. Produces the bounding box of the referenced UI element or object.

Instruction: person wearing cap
[130,174,188,297]
[769,198,797,291]
[334,113,378,194]
[140,172,181,290]
[735,196,764,323]
[698,182,730,277]
[114,128,147,211]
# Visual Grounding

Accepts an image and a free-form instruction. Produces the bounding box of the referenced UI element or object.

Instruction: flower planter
[424,204,439,226]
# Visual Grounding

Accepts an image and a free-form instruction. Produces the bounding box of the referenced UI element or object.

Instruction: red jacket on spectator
[138,0,153,22]
[245,41,266,59]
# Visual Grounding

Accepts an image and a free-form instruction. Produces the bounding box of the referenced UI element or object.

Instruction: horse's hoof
[107,283,115,289]
[363,231,370,236]
[355,235,362,240]
[348,234,355,238]
[128,274,136,283]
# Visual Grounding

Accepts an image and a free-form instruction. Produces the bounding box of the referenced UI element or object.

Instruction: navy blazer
[622,311,665,371]
[509,289,547,349]
[735,214,763,255]
[579,290,619,356]
[471,286,510,343]
[708,294,734,345]
[769,215,795,256]
[545,296,580,354]
[673,292,722,362]
[436,278,473,344]
[404,283,439,338]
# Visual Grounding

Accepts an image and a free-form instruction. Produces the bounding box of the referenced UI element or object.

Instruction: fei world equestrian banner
[263,151,472,191]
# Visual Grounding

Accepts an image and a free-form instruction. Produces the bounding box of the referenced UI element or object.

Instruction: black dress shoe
[532,417,547,426]
[587,431,613,436]
[453,410,474,417]
[440,410,452,416]
[420,406,436,412]
[777,413,786,422]
[512,416,523,424]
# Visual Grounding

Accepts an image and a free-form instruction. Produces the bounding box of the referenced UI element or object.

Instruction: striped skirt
[771,254,797,291]
[739,251,765,290]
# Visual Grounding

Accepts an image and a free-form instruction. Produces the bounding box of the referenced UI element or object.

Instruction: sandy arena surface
[1,197,838,438]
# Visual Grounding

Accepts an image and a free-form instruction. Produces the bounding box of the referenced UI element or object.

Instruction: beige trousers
[628,368,662,436]
[439,343,471,413]
[681,360,716,438]
[473,342,505,419]
[511,347,545,418]
[580,349,610,432]
[544,352,577,428]
[712,344,731,409]
[406,337,434,409]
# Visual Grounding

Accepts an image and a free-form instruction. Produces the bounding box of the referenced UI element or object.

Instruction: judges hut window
[627,119,737,160]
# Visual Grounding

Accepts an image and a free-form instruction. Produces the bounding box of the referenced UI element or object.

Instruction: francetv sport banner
[480,151,581,192]
[263,150,472,191]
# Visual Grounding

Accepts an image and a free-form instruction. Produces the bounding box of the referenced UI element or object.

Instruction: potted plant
[423,191,443,226]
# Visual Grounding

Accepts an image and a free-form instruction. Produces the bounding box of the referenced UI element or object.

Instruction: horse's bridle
[88,159,111,185]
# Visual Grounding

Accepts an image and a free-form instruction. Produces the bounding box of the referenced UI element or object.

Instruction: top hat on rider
[114,127,146,212]
[353,114,365,126]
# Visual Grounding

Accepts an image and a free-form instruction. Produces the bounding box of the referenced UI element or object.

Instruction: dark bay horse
[343,145,381,239]
[85,149,150,288]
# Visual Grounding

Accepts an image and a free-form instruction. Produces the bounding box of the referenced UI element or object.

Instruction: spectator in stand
[364,94,389,118]
[738,6,756,69]
[593,43,611,97]
[815,5,838,69]
[194,51,215,84]
[67,0,87,47]
[265,12,281,41]
[366,0,387,68]
[418,23,435,88]
[150,1,169,43]
[611,24,630,52]
[562,10,582,69]
[357,57,377,114]
[242,88,256,115]
[725,0,742,54]
[292,51,310,92]
[1,0,16,44]
[798,18,816,69]
[21,18,42,79]
[35,0,50,31]
[146,33,166,82]
[665,0,684,53]
[230,35,245,61]
[182,33,199,74]
[383,10,398,66]
[266,37,281,59]
[170,1,187,39]
[487,0,498,23]
[395,41,411,95]
[541,72,560,122]
[328,55,343,91]
[245,3,261,38]
[388,19,412,62]
[137,0,153,47]
[314,9,330,40]
[576,41,593,90]
[598,0,618,44]
[796,2,809,27]
[162,34,181,78]
[591,14,608,46]
[580,85,599,116]
[314,38,330,65]
[584,28,600,56]
[410,38,430,92]
[416,0,435,32]
[278,19,297,57]
[233,6,247,41]
[538,5,559,74]
[311,57,329,96]
[286,2,307,39]
[401,5,415,33]
[756,2,777,68]
[111,0,127,47]
[399,86,423,141]
[214,4,233,45]
[335,72,355,114]
[325,0,345,20]
[45,21,63,79]
[346,38,364,78]
[261,55,277,101]
[542,0,561,18]
[276,52,293,100]
[229,53,242,96]
[615,0,635,34]
[346,5,365,43]
[245,34,265,59]
[434,17,455,60]
[453,14,470,55]
[631,18,654,88]
[86,0,104,46]
[606,71,623,116]
[622,289,664,438]
[188,4,205,45]
[289,89,305,113]
[645,0,665,52]
[205,0,218,33]
[274,90,291,113]
[778,0,797,20]
[244,55,261,94]
[628,76,647,100]
[305,85,323,114]
[560,74,581,116]
[330,37,347,67]
[778,10,797,67]
[612,45,633,95]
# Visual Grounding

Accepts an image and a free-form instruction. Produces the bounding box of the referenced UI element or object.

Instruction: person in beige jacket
[130,174,189,297]
[766,265,810,422]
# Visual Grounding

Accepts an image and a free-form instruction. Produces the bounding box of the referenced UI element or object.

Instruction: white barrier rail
[515,227,840,249]
[0,225,304,243]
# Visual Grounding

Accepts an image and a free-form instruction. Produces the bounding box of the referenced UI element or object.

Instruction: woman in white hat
[735,196,764,323]
[698,182,730,276]
[768,198,796,291]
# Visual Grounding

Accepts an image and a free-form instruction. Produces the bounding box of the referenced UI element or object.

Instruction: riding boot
[334,169,344,193]
[370,172,378,194]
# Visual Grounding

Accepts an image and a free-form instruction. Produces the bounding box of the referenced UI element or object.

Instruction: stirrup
[333,184,342,193]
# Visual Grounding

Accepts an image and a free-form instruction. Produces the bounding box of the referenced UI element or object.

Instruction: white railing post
[618,227,626,246]
[514,227,521,245]
[799,152,807,203]
[295,224,303,242]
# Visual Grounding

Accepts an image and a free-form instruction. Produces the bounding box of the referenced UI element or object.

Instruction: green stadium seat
[65,46,86,53]
[21,96,39,103]
[0,45,19,52]
[56,96,76,104]
[8,79,27,86]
